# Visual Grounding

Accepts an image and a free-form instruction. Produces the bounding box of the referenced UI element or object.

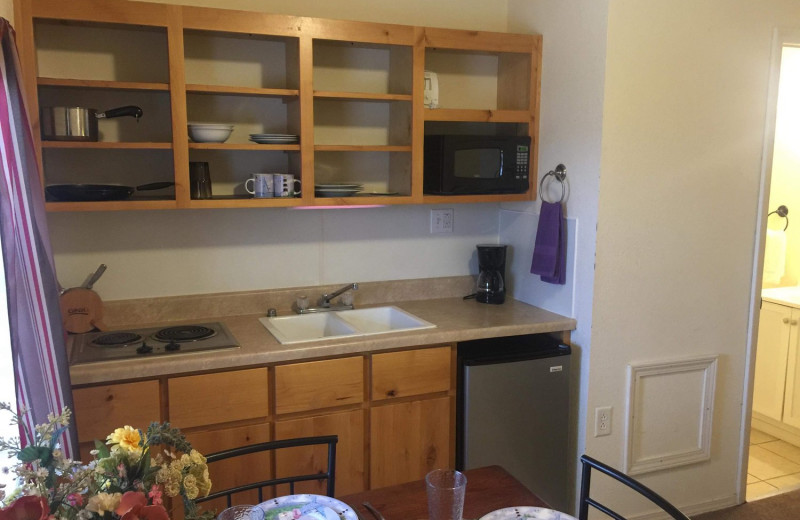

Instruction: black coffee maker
[476,244,507,304]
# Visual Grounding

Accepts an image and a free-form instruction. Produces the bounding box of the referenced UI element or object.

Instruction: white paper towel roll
[764,228,787,285]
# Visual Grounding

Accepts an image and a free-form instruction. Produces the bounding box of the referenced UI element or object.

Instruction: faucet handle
[296,295,309,311]
[341,291,354,306]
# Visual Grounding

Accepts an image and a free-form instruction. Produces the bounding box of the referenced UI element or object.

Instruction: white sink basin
[336,306,435,334]
[259,306,435,344]
[260,312,359,344]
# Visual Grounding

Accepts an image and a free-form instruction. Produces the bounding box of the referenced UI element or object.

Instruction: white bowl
[187,123,234,143]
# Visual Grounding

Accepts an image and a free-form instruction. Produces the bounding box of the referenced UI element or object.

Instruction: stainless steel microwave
[423,135,531,195]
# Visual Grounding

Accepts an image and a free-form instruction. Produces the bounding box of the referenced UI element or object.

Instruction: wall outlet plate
[595,406,612,437]
[430,208,454,233]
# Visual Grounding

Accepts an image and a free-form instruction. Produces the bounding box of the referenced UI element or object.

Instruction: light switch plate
[430,208,454,233]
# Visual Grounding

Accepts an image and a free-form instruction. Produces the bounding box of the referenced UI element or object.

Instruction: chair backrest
[578,455,690,520]
[197,435,338,509]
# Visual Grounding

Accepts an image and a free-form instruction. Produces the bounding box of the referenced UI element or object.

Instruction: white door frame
[740,28,800,502]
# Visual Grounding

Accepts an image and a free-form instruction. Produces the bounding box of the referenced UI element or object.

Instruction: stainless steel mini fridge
[457,334,571,511]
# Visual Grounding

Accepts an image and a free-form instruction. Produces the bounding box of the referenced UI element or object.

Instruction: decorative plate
[479,507,578,520]
[258,495,358,520]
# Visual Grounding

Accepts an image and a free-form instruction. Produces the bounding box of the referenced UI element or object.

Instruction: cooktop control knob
[136,342,153,355]
[165,341,181,352]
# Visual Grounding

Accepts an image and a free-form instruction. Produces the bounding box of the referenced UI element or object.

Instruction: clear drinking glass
[217,505,265,520]
[426,469,467,520]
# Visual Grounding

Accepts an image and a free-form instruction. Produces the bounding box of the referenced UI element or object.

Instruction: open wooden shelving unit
[14,0,541,212]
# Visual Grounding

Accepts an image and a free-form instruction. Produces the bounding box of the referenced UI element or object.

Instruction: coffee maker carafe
[476,244,507,304]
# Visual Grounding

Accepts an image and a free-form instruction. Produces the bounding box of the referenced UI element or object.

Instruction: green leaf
[18,445,49,463]
[94,439,110,459]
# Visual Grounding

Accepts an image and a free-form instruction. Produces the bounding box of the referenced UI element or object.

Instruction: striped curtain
[0,18,77,457]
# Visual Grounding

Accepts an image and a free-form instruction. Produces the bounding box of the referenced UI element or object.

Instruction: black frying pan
[45,182,174,202]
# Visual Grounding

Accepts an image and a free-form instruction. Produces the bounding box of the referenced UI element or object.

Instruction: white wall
[44,0,510,300]
[589,0,800,515]
[504,0,608,508]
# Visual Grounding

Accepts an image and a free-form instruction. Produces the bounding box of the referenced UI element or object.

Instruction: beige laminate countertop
[69,297,576,386]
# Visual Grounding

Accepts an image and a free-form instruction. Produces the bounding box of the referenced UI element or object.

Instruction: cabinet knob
[792,319,798,326]
[784,317,791,324]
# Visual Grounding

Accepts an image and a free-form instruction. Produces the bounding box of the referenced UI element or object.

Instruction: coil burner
[70,322,239,365]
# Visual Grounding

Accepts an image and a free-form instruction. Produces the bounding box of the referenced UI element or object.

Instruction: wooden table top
[339,466,550,520]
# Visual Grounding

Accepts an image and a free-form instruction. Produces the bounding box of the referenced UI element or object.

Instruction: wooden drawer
[275,357,363,414]
[73,380,161,443]
[371,346,451,401]
[169,368,269,429]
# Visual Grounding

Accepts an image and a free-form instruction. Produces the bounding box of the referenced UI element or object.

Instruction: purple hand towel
[530,201,566,284]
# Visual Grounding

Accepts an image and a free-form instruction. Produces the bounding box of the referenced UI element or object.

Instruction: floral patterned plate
[479,507,578,520]
[258,495,358,520]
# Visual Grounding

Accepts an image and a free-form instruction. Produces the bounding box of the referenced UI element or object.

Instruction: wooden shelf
[314,145,411,152]
[314,91,412,102]
[421,192,532,204]
[423,108,531,123]
[189,143,300,151]
[45,200,178,212]
[311,195,414,206]
[186,84,299,98]
[183,197,302,209]
[22,0,540,211]
[38,77,170,91]
[41,141,173,149]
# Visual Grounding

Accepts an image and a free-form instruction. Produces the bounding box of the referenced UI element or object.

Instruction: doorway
[748,42,800,501]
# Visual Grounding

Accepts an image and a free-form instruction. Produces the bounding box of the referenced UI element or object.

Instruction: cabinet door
[73,380,161,445]
[274,409,365,496]
[370,396,451,488]
[275,357,363,414]
[783,309,800,428]
[754,302,792,420]
[184,423,271,514]
[371,347,451,401]
[169,368,269,429]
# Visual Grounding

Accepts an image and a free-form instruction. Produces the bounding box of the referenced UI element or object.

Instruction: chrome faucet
[295,283,359,314]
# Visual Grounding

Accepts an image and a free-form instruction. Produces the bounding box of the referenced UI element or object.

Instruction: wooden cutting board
[60,287,106,333]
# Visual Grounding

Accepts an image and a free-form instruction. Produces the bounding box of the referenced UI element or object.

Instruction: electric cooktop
[69,322,240,365]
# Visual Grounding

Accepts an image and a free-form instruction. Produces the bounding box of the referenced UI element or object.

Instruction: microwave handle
[499,149,504,177]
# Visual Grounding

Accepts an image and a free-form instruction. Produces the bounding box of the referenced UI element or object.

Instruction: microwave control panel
[516,145,530,180]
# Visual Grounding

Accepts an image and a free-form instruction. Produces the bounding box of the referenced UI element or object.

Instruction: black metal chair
[198,435,338,508]
[578,455,690,520]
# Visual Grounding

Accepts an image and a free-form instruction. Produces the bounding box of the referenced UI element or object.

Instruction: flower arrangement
[0,403,214,520]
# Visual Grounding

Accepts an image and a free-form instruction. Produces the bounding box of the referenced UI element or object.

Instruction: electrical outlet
[594,406,612,437]
[430,208,454,233]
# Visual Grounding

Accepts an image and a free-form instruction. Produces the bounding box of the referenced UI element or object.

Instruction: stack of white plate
[249,133,299,144]
[314,183,363,197]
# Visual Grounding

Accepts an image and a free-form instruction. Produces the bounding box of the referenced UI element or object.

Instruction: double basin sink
[259,306,435,344]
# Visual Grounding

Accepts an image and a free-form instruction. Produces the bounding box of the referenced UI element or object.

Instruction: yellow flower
[86,492,122,515]
[106,426,145,454]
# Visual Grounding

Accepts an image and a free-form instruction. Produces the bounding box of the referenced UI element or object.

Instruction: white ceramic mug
[245,173,274,198]
[273,173,301,197]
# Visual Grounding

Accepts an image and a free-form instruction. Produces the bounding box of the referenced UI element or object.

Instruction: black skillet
[45,182,174,202]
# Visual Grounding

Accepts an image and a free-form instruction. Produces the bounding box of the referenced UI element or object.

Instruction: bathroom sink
[259,306,435,344]
[259,313,359,344]
[336,306,436,334]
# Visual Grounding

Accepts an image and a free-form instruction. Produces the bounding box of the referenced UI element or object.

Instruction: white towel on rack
[764,228,787,285]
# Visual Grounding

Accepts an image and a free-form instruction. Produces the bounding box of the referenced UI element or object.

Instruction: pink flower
[147,485,163,506]
[66,494,84,507]
[117,463,127,479]
[0,496,49,520]
[115,492,169,520]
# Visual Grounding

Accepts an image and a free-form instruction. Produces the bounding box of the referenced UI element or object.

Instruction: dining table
[339,466,552,520]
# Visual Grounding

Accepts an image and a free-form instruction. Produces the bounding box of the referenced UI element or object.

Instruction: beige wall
[591,0,800,514]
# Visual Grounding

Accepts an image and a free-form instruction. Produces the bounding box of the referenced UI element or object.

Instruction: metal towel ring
[768,204,789,231]
[540,164,567,204]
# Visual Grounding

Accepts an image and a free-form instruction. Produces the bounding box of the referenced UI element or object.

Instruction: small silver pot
[41,105,143,141]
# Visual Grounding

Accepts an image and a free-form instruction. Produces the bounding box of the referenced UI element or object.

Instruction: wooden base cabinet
[274,410,366,496]
[369,396,451,488]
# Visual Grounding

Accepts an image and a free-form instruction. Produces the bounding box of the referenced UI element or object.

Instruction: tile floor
[748,429,800,500]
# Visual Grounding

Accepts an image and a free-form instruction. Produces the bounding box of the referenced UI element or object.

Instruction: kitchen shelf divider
[37,78,170,92]
[41,142,173,149]
[186,84,300,98]
[423,108,532,123]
